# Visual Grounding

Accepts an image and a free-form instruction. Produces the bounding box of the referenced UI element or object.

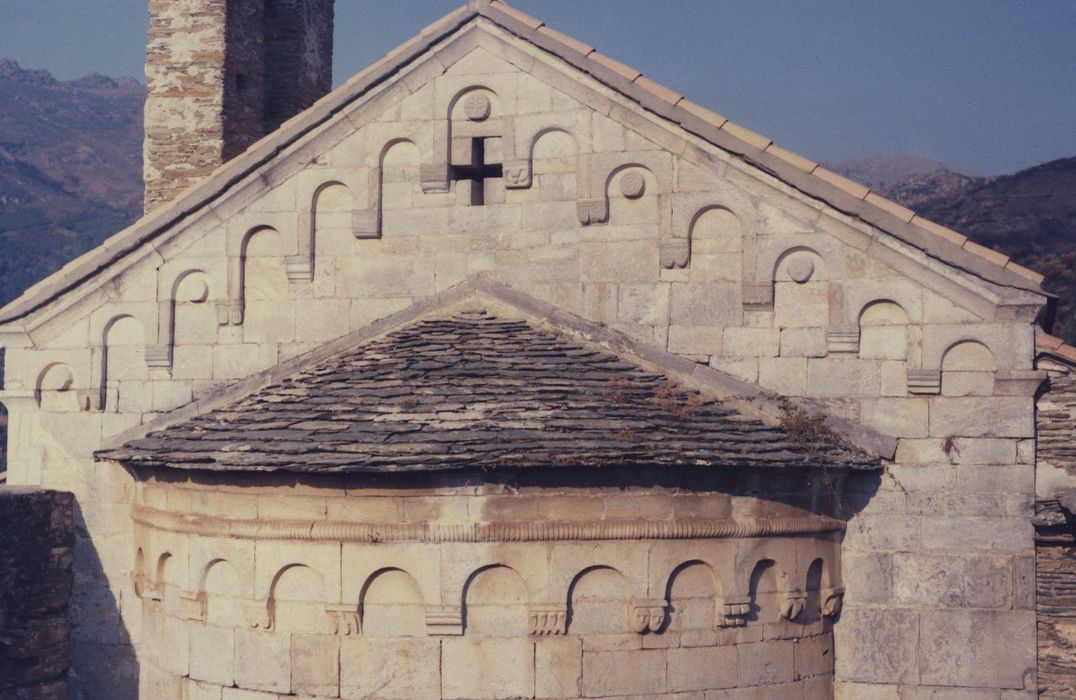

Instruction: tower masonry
[143,0,334,212]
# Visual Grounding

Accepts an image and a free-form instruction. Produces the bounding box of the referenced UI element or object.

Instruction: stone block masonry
[0,488,74,700]
[144,0,334,212]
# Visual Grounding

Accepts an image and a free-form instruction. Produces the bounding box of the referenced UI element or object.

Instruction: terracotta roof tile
[962,240,1010,268]
[677,98,729,129]
[536,26,594,57]
[633,75,682,106]
[813,167,870,201]
[720,121,773,151]
[1061,344,1076,363]
[590,52,643,82]
[865,193,916,223]
[764,144,818,173]
[1005,261,1046,286]
[98,310,878,473]
[490,0,544,30]
[1038,332,1065,351]
[910,215,967,246]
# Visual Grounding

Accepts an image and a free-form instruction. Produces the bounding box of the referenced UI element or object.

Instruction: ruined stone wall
[144,0,333,211]
[0,20,1044,697]
[1037,365,1076,697]
[0,488,74,700]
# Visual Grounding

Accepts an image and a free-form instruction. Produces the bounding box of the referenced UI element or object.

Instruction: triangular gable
[0,0,1047,333]
[97,276,892,464]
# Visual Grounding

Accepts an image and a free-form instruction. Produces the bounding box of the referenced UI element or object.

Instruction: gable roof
[98,306,878,473]
[0,0,1046,329]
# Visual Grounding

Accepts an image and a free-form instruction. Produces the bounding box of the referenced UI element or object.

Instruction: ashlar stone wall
[0,18,1045,698]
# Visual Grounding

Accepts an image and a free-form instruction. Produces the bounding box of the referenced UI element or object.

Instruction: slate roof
[98,310,879,473]
[0,1,1046,328]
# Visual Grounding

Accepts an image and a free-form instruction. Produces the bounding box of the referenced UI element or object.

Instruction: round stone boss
[786,255,816,284]
[463,93,492,122]
[619,171,647,199]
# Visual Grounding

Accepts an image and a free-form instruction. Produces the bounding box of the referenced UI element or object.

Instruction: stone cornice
[132,505,845,543]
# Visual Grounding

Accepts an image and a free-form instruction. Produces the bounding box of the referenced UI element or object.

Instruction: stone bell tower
[143,0,334,212]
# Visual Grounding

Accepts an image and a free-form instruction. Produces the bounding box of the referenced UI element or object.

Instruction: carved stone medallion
[787,255,815,283]
[463,93,492,122]
[620,171,647,199]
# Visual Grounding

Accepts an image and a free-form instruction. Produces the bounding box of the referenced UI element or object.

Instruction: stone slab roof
[98,309,878,473]
[0,0,1046,328]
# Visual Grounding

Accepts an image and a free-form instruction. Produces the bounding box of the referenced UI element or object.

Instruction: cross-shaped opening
[451,137,503,206]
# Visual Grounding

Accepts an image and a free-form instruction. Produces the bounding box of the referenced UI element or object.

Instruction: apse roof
[98,308,880,474]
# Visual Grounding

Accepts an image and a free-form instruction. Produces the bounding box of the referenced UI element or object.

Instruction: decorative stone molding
[826,326,860,354]
[821,587,845,618]
[326,604,360,636]
[907,369,942,395]
[352,209,380,240]
[242,600,273,631]
[786,256,816,284]
[718,596,751,628]
[180,591,207,622]
[131,507,845,543]
[619,171,646,199]
[779,590,806,621]
[630,599,667,633]
[529,604,568,636]
[426,604,464,636]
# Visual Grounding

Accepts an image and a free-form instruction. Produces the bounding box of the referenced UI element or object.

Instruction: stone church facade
[0,0,1071,698]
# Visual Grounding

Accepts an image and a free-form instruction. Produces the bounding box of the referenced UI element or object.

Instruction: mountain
[0,58,144,308]
[827,155,986,209]
[833,155,1076,342]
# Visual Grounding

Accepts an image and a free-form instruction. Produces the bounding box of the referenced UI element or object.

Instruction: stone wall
[131,466,845,699]
[0,488,74,699]
[144,0,333,211]
[1036,365,1076,697]
[0,17,1046,697]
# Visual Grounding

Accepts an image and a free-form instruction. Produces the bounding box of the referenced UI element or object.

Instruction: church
[1,1,1075,698]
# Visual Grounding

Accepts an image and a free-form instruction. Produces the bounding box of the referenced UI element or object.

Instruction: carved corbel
[325,604,361,636]
[180,591,207,622]
[630,599,667,634]
[503,160,532,189]
[907,369,942,395]
[660,239,691,269]
[426,604,463,636]
[216,300,244,327]
[242,599,273,631]
[352,209,380,240]
[144,345,173,370]
[528,604,568,636]
[741,282,774,311]
[577,198,609,225]
[76,388,104,413]
[821,586,845,618]
[283,255,313,283]
[717,596,751,628]
[420,163,451,194]
[826,326,860,354]
[779,590,807,621]
[993,369,1048,396]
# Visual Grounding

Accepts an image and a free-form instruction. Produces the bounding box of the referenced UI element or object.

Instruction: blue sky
[1,0,1074,174]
